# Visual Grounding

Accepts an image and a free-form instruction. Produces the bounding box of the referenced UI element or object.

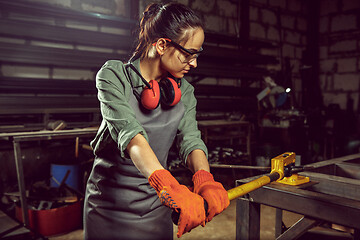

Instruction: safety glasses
[153,38,203,63]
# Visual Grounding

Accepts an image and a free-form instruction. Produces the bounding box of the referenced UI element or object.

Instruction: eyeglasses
[153,38,203,63]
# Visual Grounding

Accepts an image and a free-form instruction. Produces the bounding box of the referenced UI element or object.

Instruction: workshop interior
[1,0,360,239]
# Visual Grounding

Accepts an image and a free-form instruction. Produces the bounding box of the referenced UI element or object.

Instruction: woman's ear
[154,38,168,56]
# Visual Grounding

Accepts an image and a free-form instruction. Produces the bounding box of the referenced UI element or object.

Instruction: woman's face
[160,27,205,79]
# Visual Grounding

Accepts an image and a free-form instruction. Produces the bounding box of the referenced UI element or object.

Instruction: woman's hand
[187,149,229,222]
[192,170,230,222]
[148,169,206,238]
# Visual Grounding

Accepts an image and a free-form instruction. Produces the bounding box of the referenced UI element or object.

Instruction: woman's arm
[176,81,208,166]
[126,133,164,178]
[186,149,210,174]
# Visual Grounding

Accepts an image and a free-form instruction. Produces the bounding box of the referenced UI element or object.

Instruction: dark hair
[132,2,204,60]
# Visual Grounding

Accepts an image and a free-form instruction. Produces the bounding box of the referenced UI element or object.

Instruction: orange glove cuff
[192,169,214,185]
[193,170,230,222]
[148,169,206,238]
[148,169,179,193]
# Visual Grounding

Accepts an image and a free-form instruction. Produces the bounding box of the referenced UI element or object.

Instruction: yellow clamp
[270,152,309,186]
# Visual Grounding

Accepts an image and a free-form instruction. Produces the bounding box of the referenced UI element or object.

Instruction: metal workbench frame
[0,128,97,233]
[236,153,360,240]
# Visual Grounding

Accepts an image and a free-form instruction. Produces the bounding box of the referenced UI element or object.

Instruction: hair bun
[143,3,163,19]
[133,2,203,61]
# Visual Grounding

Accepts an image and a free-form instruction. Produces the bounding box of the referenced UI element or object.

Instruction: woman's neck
[139,57,165,82]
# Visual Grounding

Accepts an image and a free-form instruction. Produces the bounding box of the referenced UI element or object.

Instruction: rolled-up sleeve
[176,81,208,164]
[92,63,147,157]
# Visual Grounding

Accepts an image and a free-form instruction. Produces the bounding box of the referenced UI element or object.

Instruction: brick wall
[137,0,308,104]
[0,0,133,82]
[4,0,360,111]
[247,0,308,107]
[3,0,307,98]
[319,0,360,111]
[26,0,132,17]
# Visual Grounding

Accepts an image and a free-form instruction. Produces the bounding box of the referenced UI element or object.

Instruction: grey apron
[84,87,185,240]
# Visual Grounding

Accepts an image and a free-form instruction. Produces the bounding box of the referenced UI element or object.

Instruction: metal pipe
[209,163,270,170]
[13,140,29,227]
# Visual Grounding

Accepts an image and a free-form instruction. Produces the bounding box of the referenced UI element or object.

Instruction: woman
[83,2,229,239]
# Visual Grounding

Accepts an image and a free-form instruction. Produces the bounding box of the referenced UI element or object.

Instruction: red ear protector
[160,77,182,107]
[127,62,181,110]
[141,79,161,110]
[141,77,181,110]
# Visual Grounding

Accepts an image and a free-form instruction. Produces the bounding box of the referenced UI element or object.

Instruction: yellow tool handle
[172,172,281,225]
[227,172,280,201]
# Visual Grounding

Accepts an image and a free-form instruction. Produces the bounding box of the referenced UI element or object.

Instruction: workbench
[235,153,360,239]
[0,128,98,235]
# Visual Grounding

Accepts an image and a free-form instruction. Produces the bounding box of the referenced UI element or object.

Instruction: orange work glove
[192,170,230,222]
[148,169,206,238]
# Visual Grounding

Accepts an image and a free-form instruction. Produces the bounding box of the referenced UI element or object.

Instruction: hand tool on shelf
[171,152,312,225]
